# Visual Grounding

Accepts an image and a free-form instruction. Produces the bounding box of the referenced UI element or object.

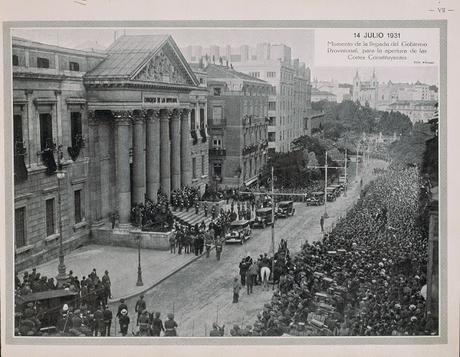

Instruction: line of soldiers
[171,186,200,212]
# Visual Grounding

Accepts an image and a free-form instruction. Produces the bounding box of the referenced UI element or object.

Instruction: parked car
[252,207,274,228]
[225,220,252,244]
[276,200,295,218]
[306,191,325,206]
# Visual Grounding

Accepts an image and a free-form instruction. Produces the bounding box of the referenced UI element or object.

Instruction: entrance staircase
[172,208,214,227]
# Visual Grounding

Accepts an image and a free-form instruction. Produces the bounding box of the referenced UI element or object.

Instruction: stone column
[180,108,192,186]
[114,111,132,225]
[88,111,103,226]
[170,109,181,190]
[159,109,171,199]
[145,110,160,203]
[132,112,146,205]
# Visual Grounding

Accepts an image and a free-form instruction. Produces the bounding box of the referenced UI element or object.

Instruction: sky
[12,27,437,85]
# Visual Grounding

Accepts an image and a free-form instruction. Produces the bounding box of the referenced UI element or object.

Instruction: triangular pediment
[131,39,198,87]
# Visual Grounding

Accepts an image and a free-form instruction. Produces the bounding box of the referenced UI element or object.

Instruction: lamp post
[136,234,144,286]
[56,147,68,288]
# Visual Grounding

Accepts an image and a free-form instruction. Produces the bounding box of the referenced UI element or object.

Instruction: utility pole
[271,166,276,290]
[344,149,348,197]
[306,151,344,219]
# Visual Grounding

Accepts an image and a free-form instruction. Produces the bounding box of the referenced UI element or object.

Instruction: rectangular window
[12,54,19,66]
[74,190,82,224]
[70,112,82,147]
[69,61,80,71]
[39,113,53,150]
[249,72,260,78]
[190,109,196,131]
[213,162,222,177]
[192,158,197,179]
[213,88,221,96]
[201,155,205,176]
[268,101,276,111]
[14,114,23,152]
[45,198,55,237]
[15,207,26,248]
[200,108,205,129]
[266,71,276,78]
[213,138,222,147]
[212,106,222,125]
[37,57,50,69]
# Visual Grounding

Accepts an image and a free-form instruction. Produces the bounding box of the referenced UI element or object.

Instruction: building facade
[205,64,270,188]
[13,35,208,270]
[182,43,312,153]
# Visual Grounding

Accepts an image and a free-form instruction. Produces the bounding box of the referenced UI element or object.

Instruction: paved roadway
[119,161,386,337]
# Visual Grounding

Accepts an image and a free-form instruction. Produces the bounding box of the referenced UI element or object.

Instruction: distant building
[312,78,352,103]
[352,69,438,122]
[205,63,270,188]
[311,88,337,102]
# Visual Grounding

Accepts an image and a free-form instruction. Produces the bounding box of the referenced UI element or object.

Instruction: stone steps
[172,209,213,227]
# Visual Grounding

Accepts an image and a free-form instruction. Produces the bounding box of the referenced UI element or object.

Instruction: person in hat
[135,295,146,325]
[116,298,128,319]
[101,270,112,300]
[164,313,178,336]
[118,309,130,336]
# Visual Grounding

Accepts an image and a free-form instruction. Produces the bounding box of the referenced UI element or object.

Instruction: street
[118,160,385,337]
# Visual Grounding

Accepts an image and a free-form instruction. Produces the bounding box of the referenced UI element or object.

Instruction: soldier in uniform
[135,295,147,325]
[93,304,104,336]
[164,313,178,336]
[138,310,150,336]
[211,206,217,220]
[102,270,112,300]
[169,233,176,254]
[195,201,200,215]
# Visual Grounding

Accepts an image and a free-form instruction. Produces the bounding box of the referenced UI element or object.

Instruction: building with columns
[12,34,208,270]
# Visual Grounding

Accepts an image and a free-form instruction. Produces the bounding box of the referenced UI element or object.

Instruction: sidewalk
[20,244,208,302]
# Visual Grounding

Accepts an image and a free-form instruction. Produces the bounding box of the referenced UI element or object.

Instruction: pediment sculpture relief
[134,49,189,85]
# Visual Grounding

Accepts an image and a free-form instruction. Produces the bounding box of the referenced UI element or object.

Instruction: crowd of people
[130,192,174,232]
[15,268,114,336]
[250,164,436,336]
[171,186,200,211]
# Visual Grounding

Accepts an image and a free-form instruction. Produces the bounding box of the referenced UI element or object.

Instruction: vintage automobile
[276,200,295,218]
[225,219,252,244]
[306,191,325,206]
[251,207,274,228]
[16,289,79,333]
[326,187,337,202]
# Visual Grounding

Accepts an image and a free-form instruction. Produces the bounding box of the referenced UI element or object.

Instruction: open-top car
[225,219,252,244]
[306,191,325,206]
[276,200,295,218]
[251,207,274,228]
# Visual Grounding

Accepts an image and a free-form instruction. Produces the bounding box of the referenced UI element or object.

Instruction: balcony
[209,147,227,156]
[242,144,258,156]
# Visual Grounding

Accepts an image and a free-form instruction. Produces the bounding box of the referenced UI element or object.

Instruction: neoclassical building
[12,34,209,270]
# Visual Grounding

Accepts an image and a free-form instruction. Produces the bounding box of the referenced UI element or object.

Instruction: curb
[108,246,216,303]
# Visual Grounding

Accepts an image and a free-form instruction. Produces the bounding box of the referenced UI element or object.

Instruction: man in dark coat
[135,295,147,326]
[164,313,178,336]
[116,299,128,319]
[102,305,113,336]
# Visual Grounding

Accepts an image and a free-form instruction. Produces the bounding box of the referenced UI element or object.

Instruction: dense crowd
[251,164,436,336]
[130,192,174,231]
[15,268,114,336]
[171,186,200,211]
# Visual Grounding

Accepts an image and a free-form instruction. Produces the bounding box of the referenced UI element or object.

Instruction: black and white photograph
[1,0,459,353]
[5,25,442,340]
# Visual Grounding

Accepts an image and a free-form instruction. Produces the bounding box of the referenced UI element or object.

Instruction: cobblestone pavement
[119,161,386,337]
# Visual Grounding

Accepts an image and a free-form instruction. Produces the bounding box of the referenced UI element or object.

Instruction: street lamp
[136,234,144,286]
[56,168,68,288]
